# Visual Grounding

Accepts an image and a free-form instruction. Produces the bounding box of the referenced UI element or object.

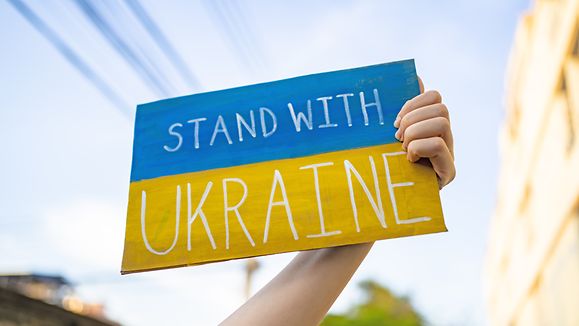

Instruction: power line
[74,0,175,98]
[7,0,131,117]
[222,0,268,71]
[124,0,202,90]
[97,0,180,94]
[202,0,267,77]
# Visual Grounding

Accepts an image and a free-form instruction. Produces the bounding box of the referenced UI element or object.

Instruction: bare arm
[221,79,455,326]
[221,242,374,326]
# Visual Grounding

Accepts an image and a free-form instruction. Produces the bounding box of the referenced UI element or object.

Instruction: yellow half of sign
[121,142,446,274]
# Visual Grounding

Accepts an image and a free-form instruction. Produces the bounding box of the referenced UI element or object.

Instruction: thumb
[417,76,425,94]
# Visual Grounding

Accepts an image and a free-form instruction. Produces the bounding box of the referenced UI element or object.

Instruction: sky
[0,1,530,325]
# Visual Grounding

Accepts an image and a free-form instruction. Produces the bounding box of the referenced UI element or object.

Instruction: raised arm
[220,80,455,326]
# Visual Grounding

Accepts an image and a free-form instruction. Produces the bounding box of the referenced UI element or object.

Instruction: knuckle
[405,140,414,151]
[437,103,449,119]
[426,90,442,103]
[436,116,451,133]
[399,111,413,128]
[410,147,420,159]
[432,137,446,152]
[406,140,416,151]
[403,124,416,141]
[401,99,412,111]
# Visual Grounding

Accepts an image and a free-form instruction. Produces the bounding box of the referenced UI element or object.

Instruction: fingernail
[395,129,401,140]
[393,116,401,128]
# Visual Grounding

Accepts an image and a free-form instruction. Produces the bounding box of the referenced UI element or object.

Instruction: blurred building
[485,0,579,325]
[0,273,118,325]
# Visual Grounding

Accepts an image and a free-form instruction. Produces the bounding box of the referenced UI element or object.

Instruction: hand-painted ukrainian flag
[122,59,446,274]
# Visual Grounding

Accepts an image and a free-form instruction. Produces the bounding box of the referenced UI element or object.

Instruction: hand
[393,77,455,189]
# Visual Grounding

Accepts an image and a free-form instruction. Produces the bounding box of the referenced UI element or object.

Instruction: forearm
[220,242,373,326]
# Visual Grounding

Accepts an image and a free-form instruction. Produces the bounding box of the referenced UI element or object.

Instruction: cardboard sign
[122,59,446,274]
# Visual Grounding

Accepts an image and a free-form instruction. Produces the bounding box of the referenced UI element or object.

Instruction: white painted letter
[300,162,341,238]
[223,178,255,249]
[336,93,354,127]
[140,187,180,255]
[263,170,298,243]
[210,115,233,146]
[359,89,384,126]
[382,152,431,224]
[288,100,313,132]
[187,117,207,149]
[259,107,277,138]
[344,157,386,232]
[236,110,257,142]
[163,123,183,152]
[187,182,216,251]
[317,96,338,128]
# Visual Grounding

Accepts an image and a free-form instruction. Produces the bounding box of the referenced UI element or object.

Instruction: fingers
[401,116,454,157]
[395,103,450,141]
[406,137,456,188]
[392,80,455,188]
[394,90,441,128]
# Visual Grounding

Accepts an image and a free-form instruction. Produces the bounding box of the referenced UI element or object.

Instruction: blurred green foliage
[321,280,424,326]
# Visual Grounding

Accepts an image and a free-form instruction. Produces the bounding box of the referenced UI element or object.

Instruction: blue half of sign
[130,59,419,182]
